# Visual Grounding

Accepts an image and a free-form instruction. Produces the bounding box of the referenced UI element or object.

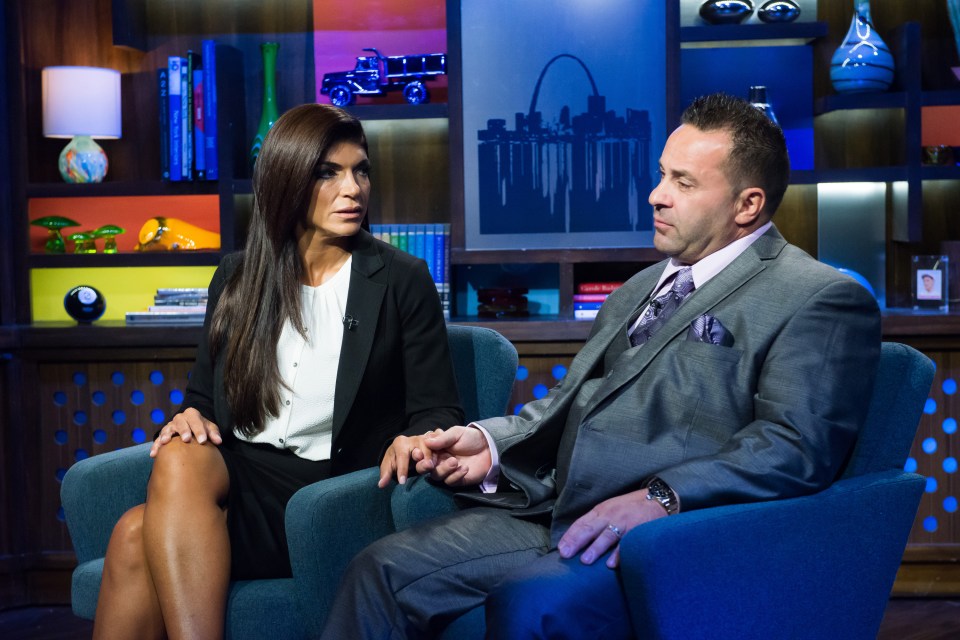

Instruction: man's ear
[734,187,766,226]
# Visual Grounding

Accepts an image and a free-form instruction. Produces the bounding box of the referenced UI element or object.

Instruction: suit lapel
[581,227,787,417]
[558,265,665,393]
[332,231,386,441]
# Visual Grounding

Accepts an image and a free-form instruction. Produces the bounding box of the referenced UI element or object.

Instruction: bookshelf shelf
[26,181,220,198]
[27,251,222,269]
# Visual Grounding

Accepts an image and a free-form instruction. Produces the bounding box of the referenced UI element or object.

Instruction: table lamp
[42,66,122,183]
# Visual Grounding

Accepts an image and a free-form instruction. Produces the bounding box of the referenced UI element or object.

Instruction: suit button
[336,447,343,454]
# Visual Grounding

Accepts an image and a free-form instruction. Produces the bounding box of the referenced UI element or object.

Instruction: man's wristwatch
[644,477,679,515]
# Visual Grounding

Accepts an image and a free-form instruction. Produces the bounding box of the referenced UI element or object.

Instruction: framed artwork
[448,0,677,251]
[313,0,448,106]
[912,254,949,311]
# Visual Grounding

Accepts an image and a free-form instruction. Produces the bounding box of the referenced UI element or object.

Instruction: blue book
[432,223,445,285]
[574,301,604,310]
[201,39,218,180]
[413,224,426,263]
[193,69,205,180]
[167,56,185,181]
[157,68,169,180]
[424,224,437,282]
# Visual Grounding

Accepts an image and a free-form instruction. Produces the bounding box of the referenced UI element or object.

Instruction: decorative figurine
[67,231,98,254]
[320,47,446,106]
[64,285,106,323]
[31,215,80,253]
[699,0,754,25]
[92,224,125,253]
[757,0,801,23]
[135,217,221,251]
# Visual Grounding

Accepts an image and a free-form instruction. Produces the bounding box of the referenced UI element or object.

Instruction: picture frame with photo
[912,254,949,311]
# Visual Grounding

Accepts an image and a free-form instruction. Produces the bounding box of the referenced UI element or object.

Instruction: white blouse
[236,257,352,460]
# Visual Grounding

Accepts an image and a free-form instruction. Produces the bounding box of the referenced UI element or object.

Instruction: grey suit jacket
[472,226,881,540]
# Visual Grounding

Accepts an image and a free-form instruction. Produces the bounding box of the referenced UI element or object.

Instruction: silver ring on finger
[607,524,623,539]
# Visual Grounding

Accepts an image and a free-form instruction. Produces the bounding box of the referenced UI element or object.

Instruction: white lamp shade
[42,66,122,139]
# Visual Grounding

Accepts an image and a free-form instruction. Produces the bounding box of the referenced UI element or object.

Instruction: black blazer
[181,229,464,475]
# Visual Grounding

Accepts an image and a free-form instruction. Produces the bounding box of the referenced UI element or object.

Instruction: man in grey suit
[322,94,881,639]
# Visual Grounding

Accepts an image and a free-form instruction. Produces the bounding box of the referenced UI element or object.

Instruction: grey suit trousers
[320,506,632,639]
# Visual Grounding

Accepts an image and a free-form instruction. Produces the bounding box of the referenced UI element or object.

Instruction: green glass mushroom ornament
[93,224,125,254]
[68,231,98,254]
[31,216,80,253]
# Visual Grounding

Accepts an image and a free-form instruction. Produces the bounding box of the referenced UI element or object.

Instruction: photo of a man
[917,269,942,300]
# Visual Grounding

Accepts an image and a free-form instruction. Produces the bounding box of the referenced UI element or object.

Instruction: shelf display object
[757,1,801,24]
[829,0,894,93]
[250,42,280,167]
[699,0,754,25]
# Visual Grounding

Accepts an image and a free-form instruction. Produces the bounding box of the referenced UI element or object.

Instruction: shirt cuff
[469,422,500,493]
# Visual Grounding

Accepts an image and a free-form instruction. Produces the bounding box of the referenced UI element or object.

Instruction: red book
[577,282,623,294]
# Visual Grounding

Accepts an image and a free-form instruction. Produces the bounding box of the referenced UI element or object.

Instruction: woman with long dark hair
[92,103,463,639]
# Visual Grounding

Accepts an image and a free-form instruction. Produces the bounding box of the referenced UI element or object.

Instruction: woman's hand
[378,426,491,489]
[149,407,222,458]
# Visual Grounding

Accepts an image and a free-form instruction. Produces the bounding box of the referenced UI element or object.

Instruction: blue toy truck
[320,48,447,106]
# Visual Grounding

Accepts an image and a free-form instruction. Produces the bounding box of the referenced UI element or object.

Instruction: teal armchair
[61,324,519,639]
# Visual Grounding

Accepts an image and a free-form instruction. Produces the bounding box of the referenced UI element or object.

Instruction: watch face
[64,285,106,323]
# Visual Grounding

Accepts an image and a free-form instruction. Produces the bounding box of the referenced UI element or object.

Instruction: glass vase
[829,0,894,94]
[250,42,280,167]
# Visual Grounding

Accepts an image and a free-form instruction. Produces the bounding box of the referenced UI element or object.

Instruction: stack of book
[371,223,450,319]
[160,39,219,181]
[125,288,208,325]
[574,281,623,320]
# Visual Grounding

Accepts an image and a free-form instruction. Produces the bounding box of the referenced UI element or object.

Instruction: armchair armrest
[285,468,461,637]
[286,468,394,637]
[618,471,923,640]
[60,443,154,564]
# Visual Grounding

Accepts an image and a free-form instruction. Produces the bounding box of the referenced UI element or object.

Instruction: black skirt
[216,438,331,580]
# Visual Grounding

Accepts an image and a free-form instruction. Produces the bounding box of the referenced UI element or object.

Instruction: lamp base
[59,135,108,183]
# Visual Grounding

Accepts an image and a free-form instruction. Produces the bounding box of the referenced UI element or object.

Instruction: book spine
[397,224,409,255]
[425,224,437,282]
[577,282,623,294]
[573,302,604,311]
[439,223,450,320]
[193,69,206,180]
[168,57,183,181]
[574,309,599,320]
[414,224,426,264]
[573,294,608,302]
[202,39,219,180]
[184,51,199,181]
[158,68,169,180]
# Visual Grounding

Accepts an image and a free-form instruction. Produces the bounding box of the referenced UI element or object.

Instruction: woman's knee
[148,439,228,499]
[105,505,147,570]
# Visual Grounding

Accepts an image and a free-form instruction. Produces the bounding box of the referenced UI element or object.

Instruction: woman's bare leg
[93,504,165,640]
[95,438,231,639]
[142,438,231,639]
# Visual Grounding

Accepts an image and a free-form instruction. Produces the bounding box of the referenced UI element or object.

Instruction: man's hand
[149,407,222,457]
[378,426,492,489]
[557,488,669,568]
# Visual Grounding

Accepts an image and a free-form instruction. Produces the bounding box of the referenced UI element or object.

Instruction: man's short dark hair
[680,93,790,216]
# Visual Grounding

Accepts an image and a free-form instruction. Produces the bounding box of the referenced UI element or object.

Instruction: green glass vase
[250,42,280,167]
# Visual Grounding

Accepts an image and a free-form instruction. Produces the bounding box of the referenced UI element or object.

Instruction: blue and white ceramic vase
[830,0,894,93]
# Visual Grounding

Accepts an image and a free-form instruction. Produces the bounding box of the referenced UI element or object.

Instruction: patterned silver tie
[629,267,694,348]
